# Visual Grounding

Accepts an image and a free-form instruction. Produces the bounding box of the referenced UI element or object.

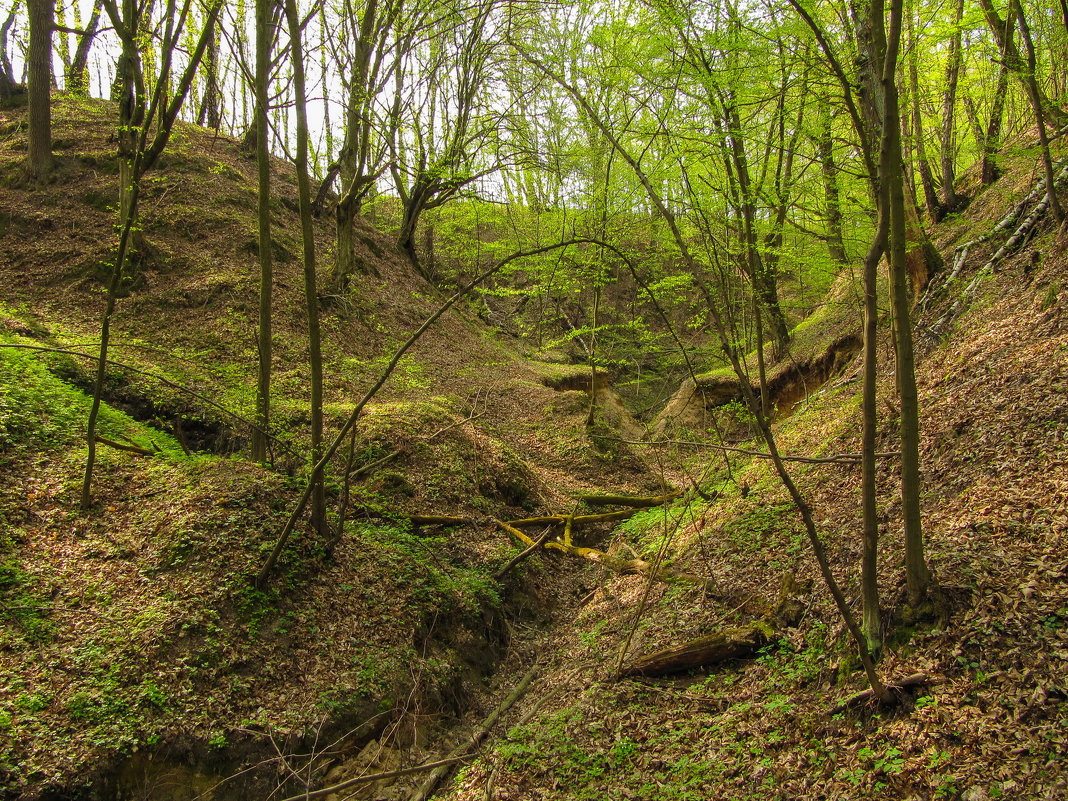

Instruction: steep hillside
[1,97,1066,801]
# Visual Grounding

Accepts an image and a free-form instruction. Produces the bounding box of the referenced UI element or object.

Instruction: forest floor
[0,99,1066,800]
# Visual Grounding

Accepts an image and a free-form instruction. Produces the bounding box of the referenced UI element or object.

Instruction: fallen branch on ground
[493,526,556,580]
[496,521,715,589]
[506,509,638,528]
[276,755,468,801]
[407,514,472,527]
[828,673,935,716]
[94,435,158,457]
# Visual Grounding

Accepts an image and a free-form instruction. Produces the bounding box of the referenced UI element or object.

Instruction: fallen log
[493,527,556,580]
[619,573,809,677]
[618,622,774,678]
[496,521,714,590]
[506,509,637,528]
[578,489,682,508]
[94,435,157,458]
[407,514,472,527]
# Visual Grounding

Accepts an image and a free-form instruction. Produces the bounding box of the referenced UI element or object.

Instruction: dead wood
[493,526,555,579]
[506,509,637,528]
[407,514,472,527]
[496,521,715,589]
[618,622,775,678]
[276,755,467,801]
[578,489,682,507]
[619,573,810,677]
[94,435,157,457]
[348,448,402,479]
[828,673,934,715]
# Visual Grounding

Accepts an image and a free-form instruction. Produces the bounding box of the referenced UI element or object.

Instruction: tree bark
[977,0,1068,129]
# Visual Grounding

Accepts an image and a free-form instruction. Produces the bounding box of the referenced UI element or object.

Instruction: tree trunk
[939,0,965,212]
[907,13,943,222]
[882,4,932,608]
[66,0,102,97]
[196,20,221,128]
[25,0,53,179]
[818,98,848,264]
[252,0,274,463]
[283,0,326,534]
[1012,0,1064,222]
[981,64,1009,185]
[977,0,1068,128]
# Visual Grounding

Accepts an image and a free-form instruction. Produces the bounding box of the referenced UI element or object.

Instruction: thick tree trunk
[25,0,53,179]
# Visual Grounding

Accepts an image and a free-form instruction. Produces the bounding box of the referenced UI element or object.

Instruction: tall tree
[65,0,103,97]
[282,0,326,533]
[251,0,276,463]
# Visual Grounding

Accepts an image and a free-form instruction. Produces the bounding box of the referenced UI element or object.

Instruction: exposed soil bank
[653,333,862,436]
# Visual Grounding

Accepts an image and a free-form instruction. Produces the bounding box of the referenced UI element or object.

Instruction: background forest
[0,0,1066,798]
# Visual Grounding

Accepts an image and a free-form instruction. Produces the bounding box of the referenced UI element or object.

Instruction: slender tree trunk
[982,65,1009,184]
[25,0,53,179]
[283,0,326,534]
[0,3,19,101]
[197,20,220,128]
[907,12,943,222]
[977,0,1068,128]
[1012,0,1064,221]
[882,0,932,608]
[818,98,848,264]
[252,0,274,463]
